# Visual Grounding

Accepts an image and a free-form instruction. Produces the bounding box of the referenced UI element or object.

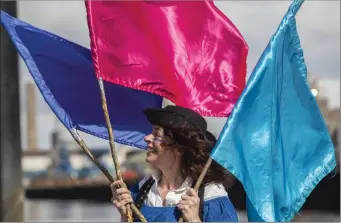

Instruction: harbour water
[24,199,339,222]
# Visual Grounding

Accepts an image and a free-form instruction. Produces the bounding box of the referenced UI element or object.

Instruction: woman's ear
[162,130,174,146]
[174,147,184,157]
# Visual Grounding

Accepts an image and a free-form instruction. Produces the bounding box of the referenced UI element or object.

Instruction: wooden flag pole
[97,78,146,222]
[70,129,115,182]
[70,128,147,222]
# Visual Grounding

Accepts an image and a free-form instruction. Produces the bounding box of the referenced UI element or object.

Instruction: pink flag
[85,1,248,117]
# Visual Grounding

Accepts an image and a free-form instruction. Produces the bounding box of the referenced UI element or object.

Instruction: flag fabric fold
[85,0,248,117]
[210,0,336,221]
[0,11,163,149]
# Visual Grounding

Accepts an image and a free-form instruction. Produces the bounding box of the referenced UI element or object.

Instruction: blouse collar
[151,171,193,193]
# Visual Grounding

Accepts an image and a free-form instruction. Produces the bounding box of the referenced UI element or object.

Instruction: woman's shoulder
[203,183,228,201]
[202,184,238,222]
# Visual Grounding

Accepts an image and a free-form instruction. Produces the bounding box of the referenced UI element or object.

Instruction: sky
[15,1,340,149]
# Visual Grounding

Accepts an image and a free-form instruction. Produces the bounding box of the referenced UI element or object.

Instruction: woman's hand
[110,180,134,221]
[177,188,201,222]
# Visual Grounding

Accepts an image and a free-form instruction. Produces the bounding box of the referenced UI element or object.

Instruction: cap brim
[144,108,216,140]
[143,107,183,128]
[143,106,208,134]
[143,108,165,125]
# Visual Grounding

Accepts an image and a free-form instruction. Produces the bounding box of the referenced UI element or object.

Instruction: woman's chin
[145,154,155,164]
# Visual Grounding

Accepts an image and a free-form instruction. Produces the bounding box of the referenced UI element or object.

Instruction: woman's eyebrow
[154,127,163,132]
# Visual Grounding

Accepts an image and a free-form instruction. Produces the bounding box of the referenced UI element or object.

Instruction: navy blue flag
[1,11,163,149]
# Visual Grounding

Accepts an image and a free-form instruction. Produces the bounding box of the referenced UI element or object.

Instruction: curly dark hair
[161,121,235,190]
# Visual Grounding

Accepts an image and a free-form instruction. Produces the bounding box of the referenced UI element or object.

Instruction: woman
[110,105,238,222]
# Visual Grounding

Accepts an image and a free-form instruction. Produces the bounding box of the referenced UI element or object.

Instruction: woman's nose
[144,134,153,143]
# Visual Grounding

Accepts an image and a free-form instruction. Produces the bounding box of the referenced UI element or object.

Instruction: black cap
[143,105,207,133]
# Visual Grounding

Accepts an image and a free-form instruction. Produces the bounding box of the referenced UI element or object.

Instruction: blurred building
[309,78,340,169]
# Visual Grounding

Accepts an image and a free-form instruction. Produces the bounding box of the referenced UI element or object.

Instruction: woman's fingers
[110,185,130,197]
[109,180,134,219]
[186,188,197,196]
[118,193,132,201]
[117,191,132,210]
[178,199,190,205]
[178,189,201,222]
[116,187,130,195]
[177,203,189,212]
[181,194,191,200]
[113,180,123,187]
[178,188,200,211]
[123,197,134,204]
[181,194,199,203]
[112,190,133,205]
[116,198,133,207]
[116,202,127,214]
[110,180,127,192]
[110,180,121,195]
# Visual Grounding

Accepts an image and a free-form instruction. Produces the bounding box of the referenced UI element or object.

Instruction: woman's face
[144,125,180,169]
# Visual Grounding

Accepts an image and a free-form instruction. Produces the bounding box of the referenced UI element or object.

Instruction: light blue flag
[210,0,336,221]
